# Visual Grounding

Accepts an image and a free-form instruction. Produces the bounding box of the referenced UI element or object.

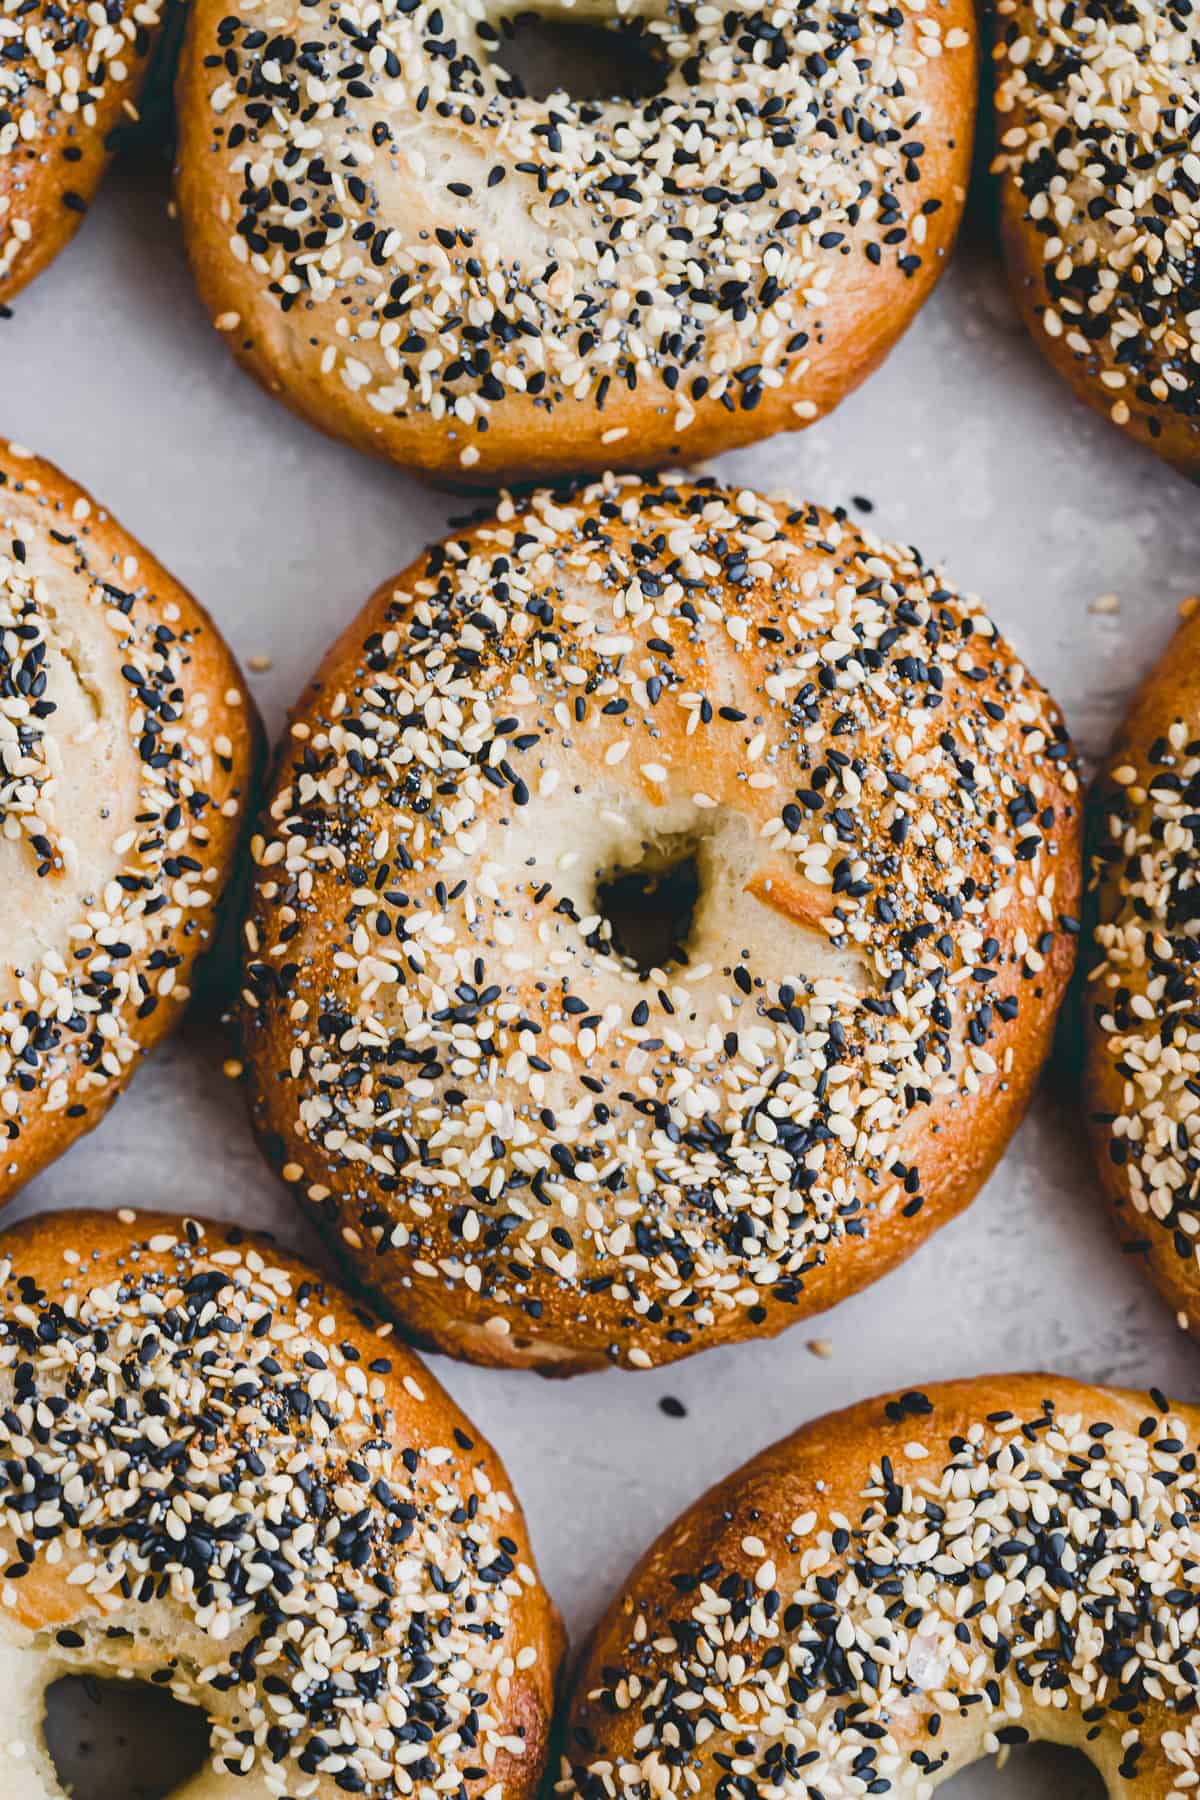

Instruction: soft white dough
[0,1634,65,1798]
[0,1617,326,1798]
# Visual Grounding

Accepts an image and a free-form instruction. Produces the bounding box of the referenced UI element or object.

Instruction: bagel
[240,474,1081,1374]
[564,1372,1200,1798]
[993,0,1200,476]
[0,439,255,1199]
[173,0,975,483]
[0,0,164,303]
[1087,601,1200,1334]
[0,1206,562,1798]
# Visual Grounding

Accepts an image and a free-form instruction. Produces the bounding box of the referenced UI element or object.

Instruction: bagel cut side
[175,0,975,482]
[0,1206,563,1800]
[241,474,1081,1373]
[564,1374,1200,1798]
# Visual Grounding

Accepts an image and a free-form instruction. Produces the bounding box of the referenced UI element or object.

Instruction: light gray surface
[5,146,1200,1798]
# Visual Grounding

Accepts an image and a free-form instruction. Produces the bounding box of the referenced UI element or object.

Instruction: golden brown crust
[998,209,1200,480]
[0,440,258,1200]
[0,1,163,303]
[993,0,1200,479]
[0,1206,563,1798]
[565,1374,1200,1797]
[173,0,975,485]
[240,476,1081,1374]
[1085,603,1200,1335]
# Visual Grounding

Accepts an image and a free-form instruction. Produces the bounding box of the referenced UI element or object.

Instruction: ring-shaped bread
[1087,602,1200,1333]
[0,0,164,302]
[565,1374,1200,1797]
[240,474,1081,1373]
[0,1206,562,1799]
[0,439,255,1200]
[993,0,1200,475]
[174,0,976,482]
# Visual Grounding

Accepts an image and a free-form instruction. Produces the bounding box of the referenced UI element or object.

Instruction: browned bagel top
[0,440,255,1201]
[1087,602,1200,1332]
[0,1207,561,1799]
[174,0,975,480]
[0,0,163,301]
[241,475,1080,1372]
[565,1374,1200,1798]
[993,0,1200,474]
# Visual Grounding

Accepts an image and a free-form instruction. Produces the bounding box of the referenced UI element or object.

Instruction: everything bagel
[174,0,975,482]
[0,1207,562,1799]
[1087,602,1200,1333]
[240,475,1081,1373]
[564,1374,1200,1797]
[0,0,164,302]
[993,0,1200,476]
[0,440,255,1201]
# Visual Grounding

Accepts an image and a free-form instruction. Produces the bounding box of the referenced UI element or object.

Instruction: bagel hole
[595,842,701,976]
[487,12,667,103]
[44,1673,210,1799]
[943,1742,1104,1797]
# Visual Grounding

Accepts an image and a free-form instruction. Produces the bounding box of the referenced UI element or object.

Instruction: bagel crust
[993,0,1200,477]
[564,1374,1200,1798]
[0,1207,562,1799]
[0,440,256,1200]
[174,0,975,483]
[1086,603,1200,1335]
[241,475,1081,1373]
[0,0,163,303]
